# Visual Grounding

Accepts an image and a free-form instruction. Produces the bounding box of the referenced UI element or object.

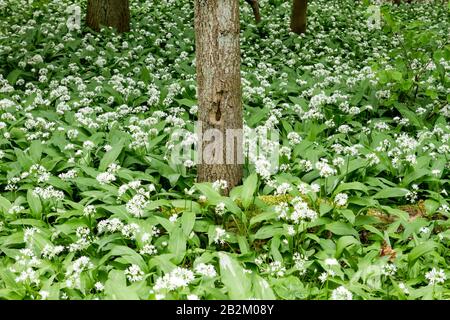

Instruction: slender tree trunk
[86,0,130,33]
[290,0,307,35]
[194,0,243,194]
[245,0,262,24]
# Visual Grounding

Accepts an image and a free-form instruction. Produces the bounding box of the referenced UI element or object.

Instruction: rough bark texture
[290,0,307,34]
[195,0,243,194]
[245,0,262,24]
[86,0,130,33]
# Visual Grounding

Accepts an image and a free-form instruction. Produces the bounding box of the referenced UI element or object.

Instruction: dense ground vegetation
[0,0,449,300]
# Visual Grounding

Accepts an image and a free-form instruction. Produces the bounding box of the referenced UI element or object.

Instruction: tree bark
[86,0,130,33]
[245,0,262,24]
[194,0,243,194]
[290,0,307,35]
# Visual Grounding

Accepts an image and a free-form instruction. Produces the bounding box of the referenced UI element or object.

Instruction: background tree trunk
[245,0,262,24]
[195,0,243,194]
[290,0,307,34]
[86,0,130,33]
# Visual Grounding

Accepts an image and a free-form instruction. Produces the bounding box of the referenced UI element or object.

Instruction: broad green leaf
[373,188,409,199]
[408,241,438,265]
[218,252,252,300]
[333,182,369,196]
[252,274,276,300]
[168,226,186,264]
[241,173,258,209]
[27,189,42,217]
[104,270,140,300]
[335,236,360,258]
[99,141,124,171]
[325,222,358,237]
[180,211,196,236]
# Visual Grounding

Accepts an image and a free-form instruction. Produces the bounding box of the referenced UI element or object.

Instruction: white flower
[398,282,409,295]
[213,227,229,244]
[83,205,96,216]
[94,282,105,291]
[425,268,446,285]
[325,258,339,266]
[287,225,295,236]
[140,244,157,255]
[83,140,95,150]
[96,172,116,185]
[275,183,292,195]
[311,183,320,193]
[212,179,228,191]
[381,263,397,276]
[315,159,337,177]
[125,194,149,217]
[330,286,353,300]
[125,264,144,282]
[215,202,226,215]
[334,193,348,206]
[194,263,217,278]
[39,290,49,300]
[419,227,430,234]
[153,267,195,292]
[267,261,286,277]
[169,213,178,223]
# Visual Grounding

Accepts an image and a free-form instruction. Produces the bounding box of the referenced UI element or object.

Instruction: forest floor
[0,0,449,300]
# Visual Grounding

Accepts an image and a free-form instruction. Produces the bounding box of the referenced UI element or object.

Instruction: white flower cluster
[42,244,65,260]
[425,268,447,285]
[334,193,348,207]
[194,263,217,278]
[65,256,94,289]
[275,197,318,224]
[315,158,337,177]
[330,286,353,300]
[33,186,64,200]
[153,267,195,292]
[125,264,145,282]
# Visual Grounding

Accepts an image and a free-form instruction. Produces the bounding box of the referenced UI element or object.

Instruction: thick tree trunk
[86,0,130,33]
[290,0,307,35]
[245,0,262,24]
[194,0,243,194]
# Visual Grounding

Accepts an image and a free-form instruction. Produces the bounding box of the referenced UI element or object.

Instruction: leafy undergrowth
[0,0,449,300]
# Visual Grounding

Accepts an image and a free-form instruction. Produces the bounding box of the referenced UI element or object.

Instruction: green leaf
[325,222,358,237]
[373,187,409,199]
[99,141,124,171]
[194,183,222,203]
[271,276,307,299]
[168,226,186,264]
[104,270,140,300]
[335,236,360,258]
[252,225,284,240]
[218,252,252,300]
[7,69,22,85]
[251,274,276,300]
[0,195,11,213]
[237,235,250,254]
[29,140,43,162]
[27,189,42,217]
[180,211,196,237]
[241,173,258,209]
[338,209,356,224]
[408,241,438,265]
[333,182,369,196]
[102,245,147,272]
[423,199,439,215]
